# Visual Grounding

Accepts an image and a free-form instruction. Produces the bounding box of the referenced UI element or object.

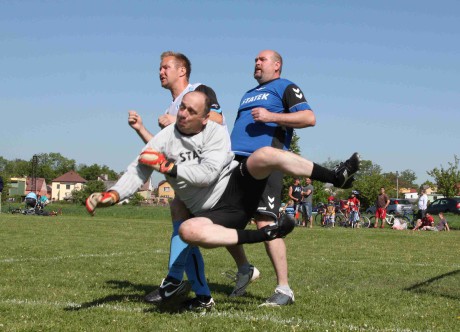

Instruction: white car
[366,198,413,215]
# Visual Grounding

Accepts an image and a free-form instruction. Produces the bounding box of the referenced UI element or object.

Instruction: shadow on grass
[64,279,264,313]
[404,269,459,301]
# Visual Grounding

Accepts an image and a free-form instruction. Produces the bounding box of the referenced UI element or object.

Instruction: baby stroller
[24,194,45,215]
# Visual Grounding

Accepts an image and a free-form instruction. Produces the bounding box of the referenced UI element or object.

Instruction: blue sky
[1,0,459,186]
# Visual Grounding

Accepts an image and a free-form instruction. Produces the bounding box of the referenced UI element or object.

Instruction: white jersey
[165,82,228,129]
[165,83,203,116]
[111,121,237,214]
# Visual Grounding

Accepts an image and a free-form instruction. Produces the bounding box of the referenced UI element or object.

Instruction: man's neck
[170,81,190,100]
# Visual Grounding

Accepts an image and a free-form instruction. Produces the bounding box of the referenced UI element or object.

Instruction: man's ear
[202,113,209,126]
[179,66,187,77]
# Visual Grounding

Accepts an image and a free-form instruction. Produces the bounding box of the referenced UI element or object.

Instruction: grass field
[1,205,459,331]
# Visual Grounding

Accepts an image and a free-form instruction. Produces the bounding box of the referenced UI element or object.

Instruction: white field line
[2,251,457,270]
[0,298,425,332]
[0,249,167,264]
[316,257,460,269]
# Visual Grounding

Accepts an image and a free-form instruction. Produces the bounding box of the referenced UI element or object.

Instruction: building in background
[51,171,87,201]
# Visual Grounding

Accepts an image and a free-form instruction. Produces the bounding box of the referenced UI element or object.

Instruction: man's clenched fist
[86,191,119,216]
[138,148,176,175]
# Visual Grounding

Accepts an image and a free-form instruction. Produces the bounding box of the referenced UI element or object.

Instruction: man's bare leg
[255,215,289,287]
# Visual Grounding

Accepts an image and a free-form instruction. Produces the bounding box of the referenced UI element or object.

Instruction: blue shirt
[26,192,37,200]
[231,78,311,156]
[285,206,295,216]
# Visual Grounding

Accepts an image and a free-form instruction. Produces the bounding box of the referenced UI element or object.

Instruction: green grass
[0,207,459,331]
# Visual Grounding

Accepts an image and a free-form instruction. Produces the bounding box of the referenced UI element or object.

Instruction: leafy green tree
[427,155,460,197]
[0,173,9,202]
[311,180,329,204]
[420,180,436,190]
[128,193,145,206]
[77,164,119,181]
[399,169,417,188]
[36,153,76,182]
[352,160,391,209]
[4,159,31,178]
[0,157,8,173]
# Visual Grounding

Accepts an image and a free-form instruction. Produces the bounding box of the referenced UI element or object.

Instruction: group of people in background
[287,177,314,227]
[282,183,451,232]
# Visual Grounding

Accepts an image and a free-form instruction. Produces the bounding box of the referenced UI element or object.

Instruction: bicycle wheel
[358,215,371,228]
[368,215,376,227]
[335,215,345,227]
[314,213,324,226]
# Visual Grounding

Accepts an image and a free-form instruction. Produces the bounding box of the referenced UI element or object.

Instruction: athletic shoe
[333,152,360,189]
[259,288,295,307]
[181,296,215,312]
[144,278,191,304]
[261,214,296,240]
[229,265,260,297]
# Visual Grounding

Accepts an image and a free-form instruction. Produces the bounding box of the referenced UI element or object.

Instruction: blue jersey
[285,205,295,216]
[231,78,311,156]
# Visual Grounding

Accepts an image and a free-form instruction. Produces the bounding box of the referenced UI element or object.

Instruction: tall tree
[77,164,119,181]
[35,153,76,182]
[427,155,460,197]
[353,160,391,209]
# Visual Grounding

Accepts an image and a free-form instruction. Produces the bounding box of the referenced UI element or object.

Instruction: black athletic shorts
[195,159,268,230]
[233,155,283,220]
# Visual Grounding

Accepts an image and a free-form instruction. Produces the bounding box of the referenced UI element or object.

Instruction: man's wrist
[108,191,120,203]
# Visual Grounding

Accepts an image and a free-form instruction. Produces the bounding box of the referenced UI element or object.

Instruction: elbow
[298,110,316,128]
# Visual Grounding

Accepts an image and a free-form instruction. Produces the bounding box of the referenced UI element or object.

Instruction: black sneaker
[229,265,260,297]
[333,152,360,189]
[261,214,296,240]
[181,295,215,312]
[144,277,191,304]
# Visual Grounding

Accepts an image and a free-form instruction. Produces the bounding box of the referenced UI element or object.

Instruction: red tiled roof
[26,177,46,191]
[52,171,87,183]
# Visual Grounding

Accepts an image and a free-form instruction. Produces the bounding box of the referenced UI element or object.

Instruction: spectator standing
[374,187,390,228]
[300,178,314,227]
[417,189,428,221]
[325,201,336,227]
[288,178,303,219]
[347,192,360,227]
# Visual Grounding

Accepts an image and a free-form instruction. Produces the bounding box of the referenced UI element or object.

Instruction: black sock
[196,294,212,302]
[236,229,268,244]
[310,163,336,184]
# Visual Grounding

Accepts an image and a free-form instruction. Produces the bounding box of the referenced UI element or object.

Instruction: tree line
[1,149,458,208]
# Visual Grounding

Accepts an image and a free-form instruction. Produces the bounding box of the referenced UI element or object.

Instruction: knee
[178,220,196,244]
[252,147,276,165]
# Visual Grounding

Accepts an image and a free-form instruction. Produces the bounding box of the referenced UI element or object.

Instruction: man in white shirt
[417,189,428,222]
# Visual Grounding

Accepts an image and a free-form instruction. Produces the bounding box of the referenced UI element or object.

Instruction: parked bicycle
[335,208,371,228]
[368,209,415,228]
